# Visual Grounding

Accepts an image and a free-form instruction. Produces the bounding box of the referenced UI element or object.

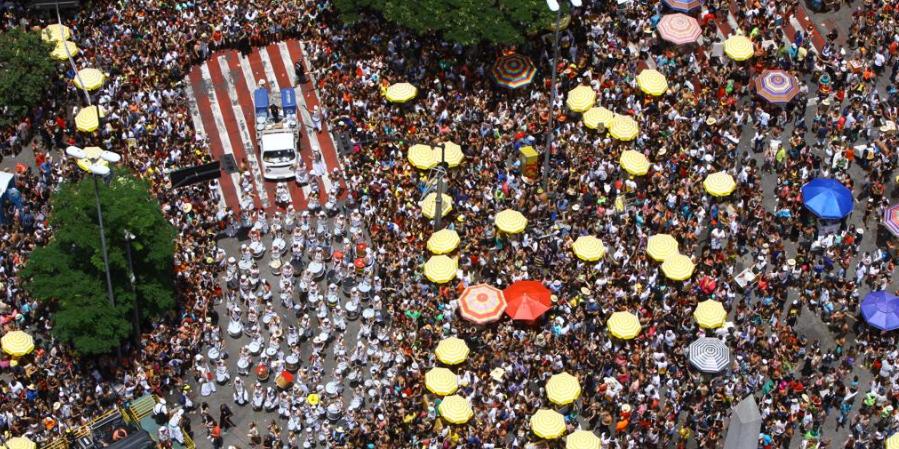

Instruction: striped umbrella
[657,14,702,45]
[436,141,464,167]
[662,254,695,281]
[754,70,800,105]
[572,235,606,261]
[883,203,899,237]
[384,82,417,103]
[688,337,730,373]
[458,284,506,324]
[5,437,36,449]
[50,40,79,61]
[566,85,596,113]
[619,149,649,176]
[887,433,899,449]
[408,144,436,170]
[420,193,453,219]
[694,299,727,329]
[438,395,474,424]
[492,54,536,89]
[636,69,668,96]
[75,106,103,133]
[566,431,601,449]
[72,68,106,91]
[607,311,641,340]
[703,171,737,197]
[435,337,469,365]
[1,331,34,357]
[582,107,614,129]
[609,115,640,141]
[427,229,460,254]
[662,0,703,13]
[424,255,457,284]
[495,209,528,234]
[546,372,581,406]
[42,24,72,42]
[425,367,458,396]
[646,234,679,261]
[724,35,754,61]
[530,409,566,439]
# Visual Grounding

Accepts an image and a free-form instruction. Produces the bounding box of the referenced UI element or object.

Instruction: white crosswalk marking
[197,63,246,209]
[183,84,227,213]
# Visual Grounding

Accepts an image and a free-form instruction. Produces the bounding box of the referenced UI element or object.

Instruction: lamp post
[433,143,447,232]
[65,145,120,310]
[123,229,141,348]
[543,0,582,192]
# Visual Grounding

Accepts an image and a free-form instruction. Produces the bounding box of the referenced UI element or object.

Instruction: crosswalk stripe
[198,62,248,210]
[182,84,227,213]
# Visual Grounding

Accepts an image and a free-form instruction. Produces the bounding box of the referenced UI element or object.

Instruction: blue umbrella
[861,291,899,331]
[801,178,854,220]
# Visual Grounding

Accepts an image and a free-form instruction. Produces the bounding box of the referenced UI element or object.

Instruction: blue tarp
[253,88,269,119]
[280,88,296,115]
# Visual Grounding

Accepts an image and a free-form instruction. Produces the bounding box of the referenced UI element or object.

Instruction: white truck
[254,87,299,180]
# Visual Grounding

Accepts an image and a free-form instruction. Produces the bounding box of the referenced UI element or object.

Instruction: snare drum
[228,320,243,338]
[326,404,342,422]
[207,348,220,361]
[307,262,324,280]
[265,346,277,357]
[270,259,282,276]
[285,355,299,372]
[247,342,262,356]
[362,308,375,321]
[345,302,360,320]
[237,358,250,375]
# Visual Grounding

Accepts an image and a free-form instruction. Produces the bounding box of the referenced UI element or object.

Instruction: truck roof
[260,130,294,152]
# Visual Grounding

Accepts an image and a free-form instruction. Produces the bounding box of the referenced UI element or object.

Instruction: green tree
[21,172,177,355]
[0,29,56,128]
[333,0,558,45]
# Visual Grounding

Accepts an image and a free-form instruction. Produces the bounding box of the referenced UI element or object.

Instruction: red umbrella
[503,280,552,321]
[356,242,368,254]
[354,258,366,269]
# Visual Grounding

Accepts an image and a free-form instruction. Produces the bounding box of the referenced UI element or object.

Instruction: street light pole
[93,175,116,309]
[433,143,447,232]
[543,0,581,192]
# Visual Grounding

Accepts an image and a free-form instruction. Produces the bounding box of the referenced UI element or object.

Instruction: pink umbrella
[657,14,702,45]
[458,284,507,324]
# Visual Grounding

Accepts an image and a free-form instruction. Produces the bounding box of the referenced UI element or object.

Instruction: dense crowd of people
[1,0,898,449]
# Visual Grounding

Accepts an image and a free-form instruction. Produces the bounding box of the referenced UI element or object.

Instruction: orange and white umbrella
[458,283,506,324]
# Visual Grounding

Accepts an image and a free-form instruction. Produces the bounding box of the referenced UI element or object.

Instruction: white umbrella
[688,337,730,373]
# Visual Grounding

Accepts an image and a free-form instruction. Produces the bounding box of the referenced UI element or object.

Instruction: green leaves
[21,172,177,356]
[0,29,56,128]
[335,0,557,45]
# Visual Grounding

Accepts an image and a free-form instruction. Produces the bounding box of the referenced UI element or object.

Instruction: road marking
[198,63,247,210]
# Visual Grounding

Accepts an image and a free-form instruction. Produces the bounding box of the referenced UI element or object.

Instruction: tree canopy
[333,0,558,45]
[21,172,177,356]
[0,28,56,128]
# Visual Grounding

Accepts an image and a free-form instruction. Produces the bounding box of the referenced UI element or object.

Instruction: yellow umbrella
[435,337,469,365]
[636,69,668,96]
[427,229,460,254]
[703,171,737,197]
[424,255,458,284]
[438,395,473,424]
[495,209,527,234]
[582,107,614,129]
[408,144,436,170]
[724,35,754,61]
[425,367,458,396]
[50,40,79,61]
[571,235,606,261]
[436,142,464,167]
[530,409,566,439]
[609,115,640,141]
[546,372,581,406]
[5,437,36,449]
[385,82,417,103]
[661,253,695,281]
[694,300,727,329]
[1,331,35,357]
[619,149,649,176]
[420,192,453,219]
[42,24,72,42]
[566,430,601,449]
[73,68,106,91]
[74,106,104,133]
[886,434,899,449]
[306,393,320,405]
[646,234,679,262]
[566,85,596,113]
[607,311,641,340]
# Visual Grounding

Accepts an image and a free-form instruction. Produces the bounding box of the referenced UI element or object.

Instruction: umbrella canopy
[861,291,899,331]
[608,115,640,141]
[435,337,469,365]
[566,431,601,449]
[458,284,506,324]
[385,82,417,103]
[572,235,606,261]
[42,24,72,42]
[724,35,754,61]
[887,434,899,449]
[495,209,527,234]
[546,372,581,405]
[694,299,727,329]
[72,68,106,91]
[619,149,649,175]
[636,69,668,96]
[530,409,566,439]
[607,311,641,339]
[425,367,458,396]
[504,280,552,321]
[657,13,702,45]
[438,395,474,424]
[1,331,34,357]
[75,106,104,133]
[408,144,436,170]
[754,70,800,105]
[646,234,679,261]
[420,192,453,219]
[662,0,702,12]
[723,396,762,449]
[566,85,596,113]
[436,142,464,167]
[661,254,695,280]
[427,229,460,254]
[50,40,79,61]
[492,54,536,89]
[582,107,614,129]
[5,437,36,449]
[424,255,457,284]
[703,171,737,197]
[801,178,854,220]
[688,337,731,373]
[884,203,899,237]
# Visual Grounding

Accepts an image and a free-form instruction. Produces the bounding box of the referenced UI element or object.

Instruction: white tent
[724,396,762,449]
